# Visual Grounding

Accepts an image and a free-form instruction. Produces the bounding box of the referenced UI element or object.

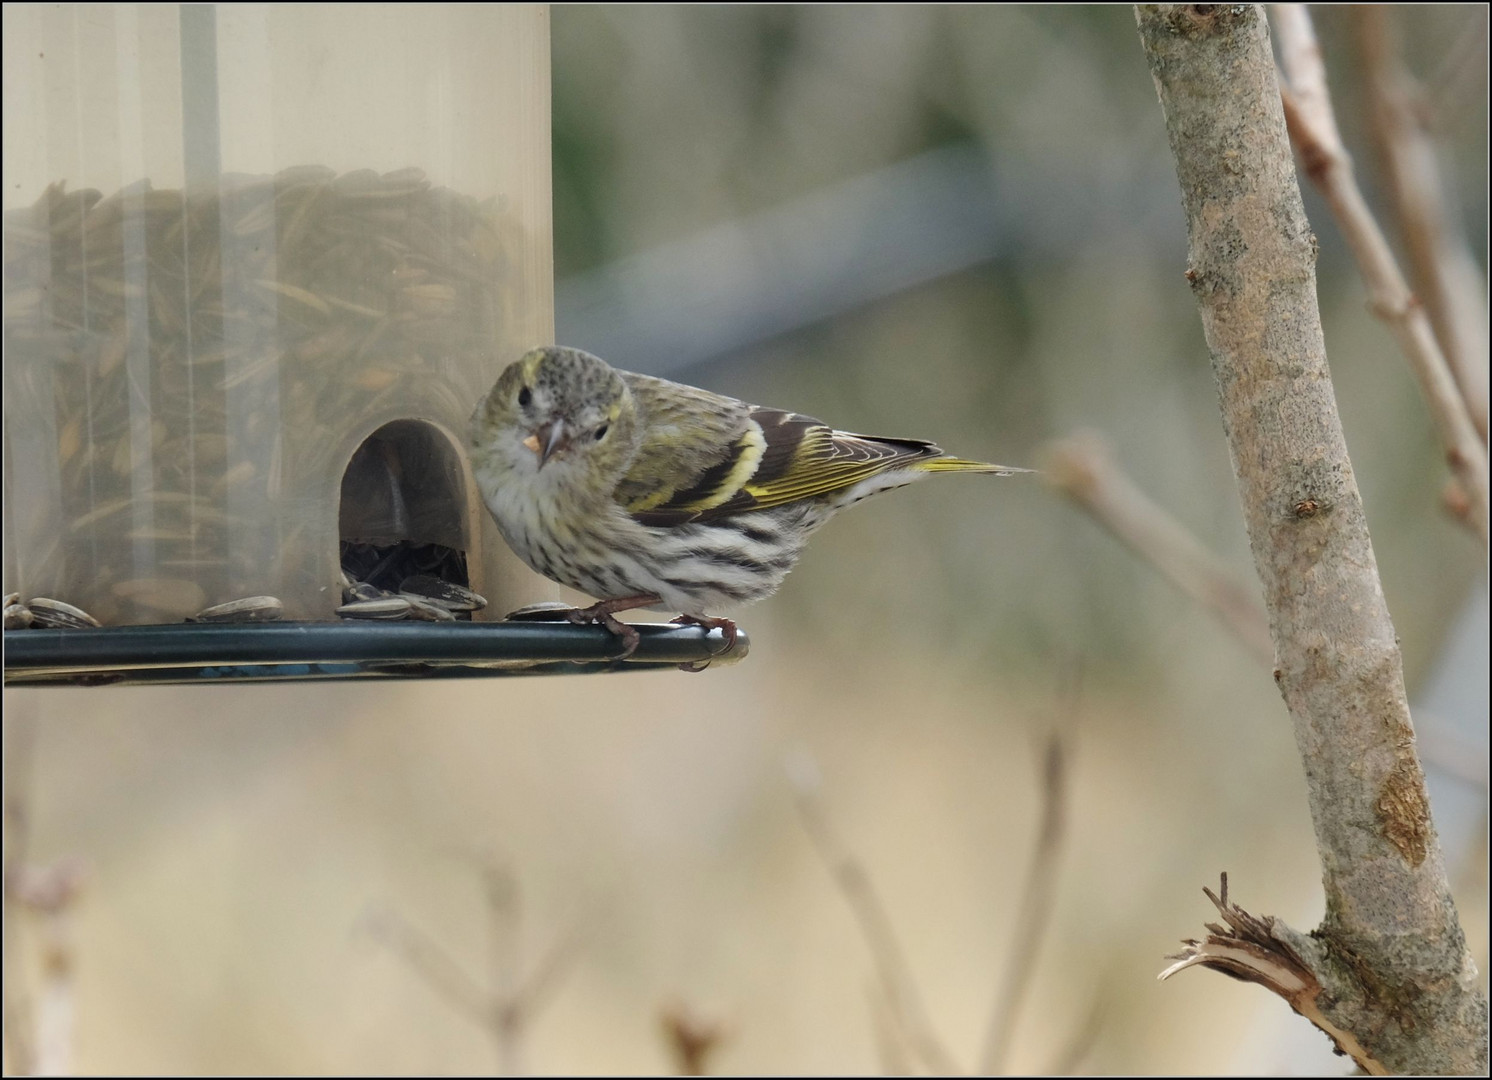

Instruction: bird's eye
[518,386,532,407]
[594,424,609,441]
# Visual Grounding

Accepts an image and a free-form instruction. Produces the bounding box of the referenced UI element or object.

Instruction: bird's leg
[564,594,662,660]
[670,614,740,672]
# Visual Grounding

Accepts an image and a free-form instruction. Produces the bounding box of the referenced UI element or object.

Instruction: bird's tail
[917,456,1033,477]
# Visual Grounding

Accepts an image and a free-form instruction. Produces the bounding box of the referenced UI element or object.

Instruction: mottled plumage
[469,346,1027,654]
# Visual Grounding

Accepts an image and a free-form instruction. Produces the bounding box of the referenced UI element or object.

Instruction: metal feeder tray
[2,621,748,688]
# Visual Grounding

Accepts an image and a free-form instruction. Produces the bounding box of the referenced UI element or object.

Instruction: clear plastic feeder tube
[3,4,554,625]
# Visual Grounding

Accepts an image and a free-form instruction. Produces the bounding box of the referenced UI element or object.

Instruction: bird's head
[470,346,639,499]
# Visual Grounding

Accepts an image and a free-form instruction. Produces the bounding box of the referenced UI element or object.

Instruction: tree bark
[1135,6,1487,1073]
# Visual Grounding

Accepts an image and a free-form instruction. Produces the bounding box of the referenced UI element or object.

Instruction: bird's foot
[561,594,662,660]
[670,614,740,672]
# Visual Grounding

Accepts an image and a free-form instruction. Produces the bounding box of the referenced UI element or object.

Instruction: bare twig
[1045,433,1484,790]
[6,859,87,1079]
[1160,874,1388,1075]
[1272,3,1490,550]
[1423,9,1490,138]
[361,906,491,1024]
[501,933,578,1048]
[362,863,576,1076]
[866,982,916,1076]
[2,709,82,1078]
[1043,434,1274,666]
[475,854,579,1075]
[482,860,525,1076]
[659,998,731,1076]
[978,679,1080,1075]
[786,751,961,1076]
[1138,5,1487,1070]
[1354,5,1489,445]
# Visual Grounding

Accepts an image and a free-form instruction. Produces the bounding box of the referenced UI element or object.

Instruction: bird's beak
[522,419,568,468]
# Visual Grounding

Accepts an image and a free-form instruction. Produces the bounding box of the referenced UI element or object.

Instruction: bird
[469,346,1028,661]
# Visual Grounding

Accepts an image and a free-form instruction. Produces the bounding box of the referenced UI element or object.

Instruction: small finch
[469,346,1028,658]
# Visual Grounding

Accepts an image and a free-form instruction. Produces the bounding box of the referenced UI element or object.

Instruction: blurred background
[4,4,1486,1074]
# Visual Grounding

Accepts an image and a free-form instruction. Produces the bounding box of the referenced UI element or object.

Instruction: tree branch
[1353,5,1489,446]
[1271,3,1490,549]
[1136,5,1487,1072]
[1159,874,1388,1075]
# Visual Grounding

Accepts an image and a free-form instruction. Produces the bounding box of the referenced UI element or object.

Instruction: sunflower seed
[69,498,133,532]
[343,581,386,603]
[399,574,487,612]
[4,603,33,630]
[401,595,457,622]
[188,596,284,623]
[503,602,578,622]
[27,598,102,629]
[252,278,331,317]
[336,597,412,620]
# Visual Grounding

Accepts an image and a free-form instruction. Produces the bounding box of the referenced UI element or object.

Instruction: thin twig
[659,998,731,1076]
[361,906,491,1025]
[1353,5,1489,445]
[503,931,579,1037]
[362,864,577,1077]
[0,713,74,1076]
[482,859,524,1076]
[978,677,1080,1075]
[787,752,961,1076]
[3,713,88,1077]
[866,982,915,1076]
[10,860,86,1079]
[1044,432,1484,790]
[1272,3,1490,550]
[1423,9,1489,137]
[1043,434,1273,666]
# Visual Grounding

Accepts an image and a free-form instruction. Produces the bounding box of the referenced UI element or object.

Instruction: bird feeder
[3,5,744,683]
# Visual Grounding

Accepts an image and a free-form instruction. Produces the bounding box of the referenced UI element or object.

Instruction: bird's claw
[569,605,642,660]
[671,615,740,672]
[505,599,734,668]
[517,594,660,660]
